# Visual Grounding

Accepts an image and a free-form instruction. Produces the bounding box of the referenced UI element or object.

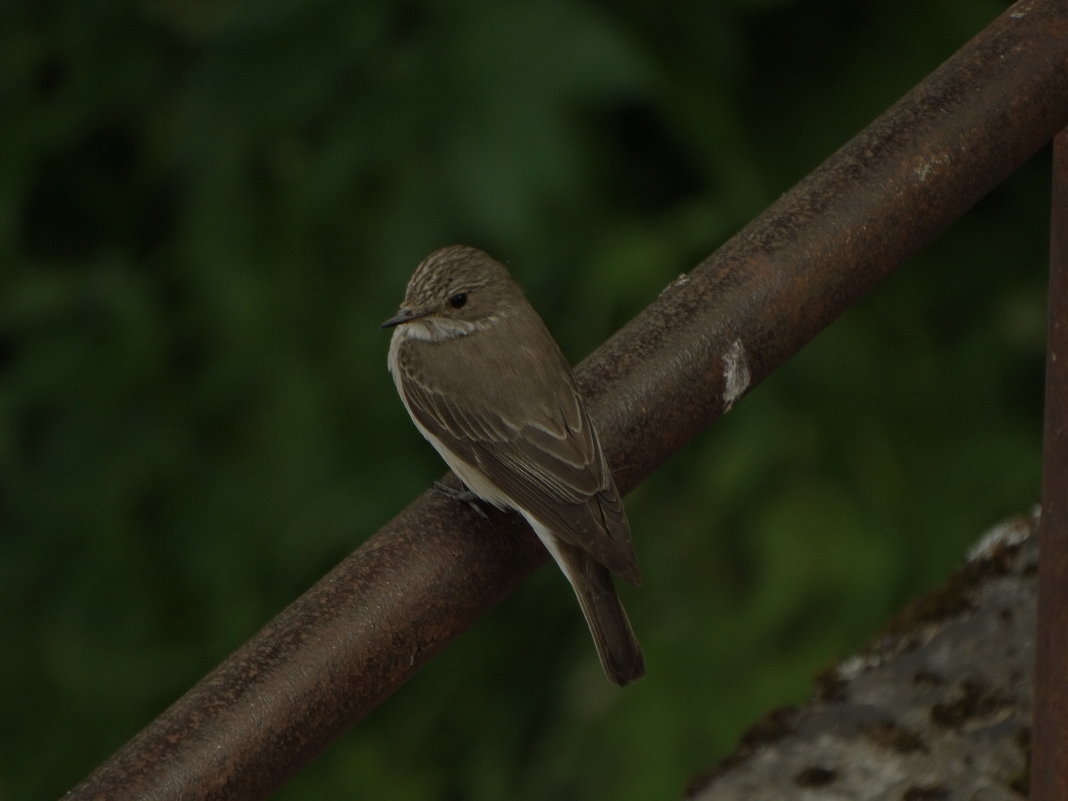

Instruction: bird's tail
[559,543,646,686]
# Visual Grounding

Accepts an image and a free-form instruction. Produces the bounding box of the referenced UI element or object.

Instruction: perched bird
[382,245,644,685]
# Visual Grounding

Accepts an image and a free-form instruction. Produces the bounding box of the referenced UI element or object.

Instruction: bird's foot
[433,481,489,519]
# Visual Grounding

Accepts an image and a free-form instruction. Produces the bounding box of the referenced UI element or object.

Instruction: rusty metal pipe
[67,1,1068,799]
[1031,128,1068,801]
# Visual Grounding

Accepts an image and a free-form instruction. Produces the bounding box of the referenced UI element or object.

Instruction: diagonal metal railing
[66,1,1068,798]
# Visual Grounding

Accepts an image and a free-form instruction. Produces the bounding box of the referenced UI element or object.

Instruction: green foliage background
[3,0,1047,798]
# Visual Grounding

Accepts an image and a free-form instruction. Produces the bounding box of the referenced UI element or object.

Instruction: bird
[382,244,644,685]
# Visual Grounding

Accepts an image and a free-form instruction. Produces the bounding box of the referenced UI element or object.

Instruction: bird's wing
[399,349,639,585]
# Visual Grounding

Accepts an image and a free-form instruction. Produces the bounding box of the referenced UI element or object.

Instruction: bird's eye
[448,293,468,309]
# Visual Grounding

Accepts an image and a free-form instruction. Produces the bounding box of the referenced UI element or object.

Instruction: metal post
[1032,128,1068,801]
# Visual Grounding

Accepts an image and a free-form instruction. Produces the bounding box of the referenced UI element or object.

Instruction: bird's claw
[433,481,490,519]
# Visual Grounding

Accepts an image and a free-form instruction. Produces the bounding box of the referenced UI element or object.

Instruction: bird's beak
[380,307,425,329]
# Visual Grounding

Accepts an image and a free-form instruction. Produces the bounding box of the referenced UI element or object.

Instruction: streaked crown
[387,245,525,336]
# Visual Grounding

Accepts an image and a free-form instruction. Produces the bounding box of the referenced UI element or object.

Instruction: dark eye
[448,293,468,309]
